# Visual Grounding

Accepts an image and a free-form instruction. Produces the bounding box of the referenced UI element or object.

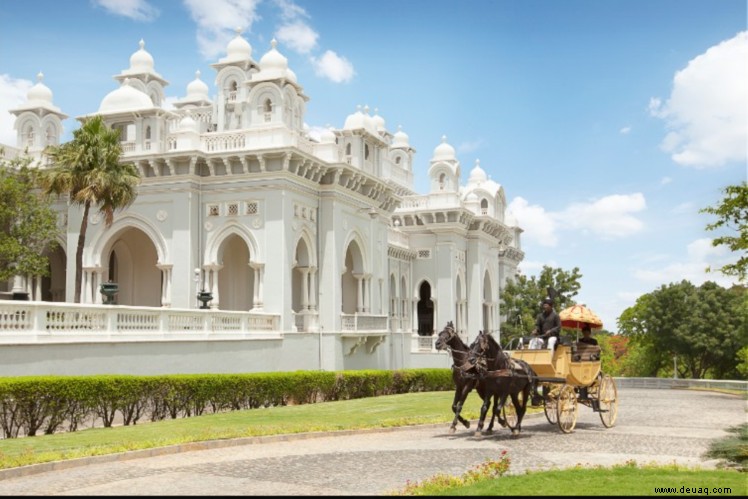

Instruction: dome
[372,108,385,132]
[186,70,210,101]
[224,28,252,61]
[129,40,155,73]
[287,67,297,83]
[468,159,488,184]
[178,112,199,133]
[99,79,155,113]
[362,105,377,135]
[320,125,336,143]
[259,39,288,71]
[433,135,456,161]
[392,125,410,148]
[27,72,53,104]
[343,105,366,130]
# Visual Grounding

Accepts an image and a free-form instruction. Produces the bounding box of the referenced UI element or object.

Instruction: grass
[1,391,744,497]
[390,460,747,496]
[0,391,496,469]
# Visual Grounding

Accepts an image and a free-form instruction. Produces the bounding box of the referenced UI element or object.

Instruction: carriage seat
[573,343,601,361]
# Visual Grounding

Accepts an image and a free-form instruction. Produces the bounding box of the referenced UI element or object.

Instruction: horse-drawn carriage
[436,304,618,436]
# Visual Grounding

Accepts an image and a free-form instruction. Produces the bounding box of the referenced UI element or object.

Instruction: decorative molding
[156,210,168,222]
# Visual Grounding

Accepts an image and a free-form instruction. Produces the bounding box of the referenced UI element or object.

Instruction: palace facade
[2,32,524,374]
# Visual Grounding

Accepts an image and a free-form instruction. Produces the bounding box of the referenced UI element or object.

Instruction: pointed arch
[205,220,260,266]
[88,214,167,267]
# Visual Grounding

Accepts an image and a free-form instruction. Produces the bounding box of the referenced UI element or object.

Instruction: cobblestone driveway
[0,388,744,496]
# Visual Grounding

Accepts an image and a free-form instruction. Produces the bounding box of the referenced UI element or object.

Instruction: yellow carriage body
[509,344,601,387]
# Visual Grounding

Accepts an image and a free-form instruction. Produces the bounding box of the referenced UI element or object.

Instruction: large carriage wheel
[543,386,558,425]
[556,384,578,434]
[501,392,522,430]
[597,374,618,428]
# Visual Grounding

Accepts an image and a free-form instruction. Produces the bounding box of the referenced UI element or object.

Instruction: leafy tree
[617,280,747,379]
[40,116,140,303]
[0,154,59,283]
[500,265,582,341]
[700,181,748,282]
[736,346,748,380]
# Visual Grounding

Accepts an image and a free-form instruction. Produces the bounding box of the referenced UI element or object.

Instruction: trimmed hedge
[0,368,452,439]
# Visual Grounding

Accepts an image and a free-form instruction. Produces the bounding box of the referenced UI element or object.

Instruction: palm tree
[40,115,140,303]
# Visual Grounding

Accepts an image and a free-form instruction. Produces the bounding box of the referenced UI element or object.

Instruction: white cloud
[457,139,484,154]
[276,21,318,54]
[670,202,694,215]
[660,176,672,185]
[518,259,558,275]
[94,0,159,21]
[619,126,631,134]
[558,193,646,239]
[508,197,558,247]
[650,31,748,168]
[633,237,739,287]
[311,51,355,83]
[0,74,32,147]
[182,0,263,59]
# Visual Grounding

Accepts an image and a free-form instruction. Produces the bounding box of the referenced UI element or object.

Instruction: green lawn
[0,391,743,497]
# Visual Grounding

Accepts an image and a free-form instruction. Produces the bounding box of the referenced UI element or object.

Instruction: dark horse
[468,330,536,436]
[435,322,497,434]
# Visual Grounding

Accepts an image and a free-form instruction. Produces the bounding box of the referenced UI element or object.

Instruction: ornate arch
[341,229,367,274]
[215,67,247,94]
[87,213,168,266]
[293,228,317,268]
[205,220,260,266]
[145,81,164,107]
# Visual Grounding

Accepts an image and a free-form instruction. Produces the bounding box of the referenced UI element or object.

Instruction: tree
[500,265,582,341]
[617,280,747,379]
[700,181,748,282]
[39,116,140,303]
[0,155,60,283]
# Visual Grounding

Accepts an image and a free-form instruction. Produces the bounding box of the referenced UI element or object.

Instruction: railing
[411,333,438,352]
[387,228,409,248]
[293,311,319,332]
[0,300,281,342]
[340,313,388,333]
[202,132,246,152]
[399,192,462,210]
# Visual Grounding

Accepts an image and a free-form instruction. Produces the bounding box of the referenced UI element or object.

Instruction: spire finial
[356,104,362,112]
[475,158,480,166]
[364,104,370,115]
[195,69,201,79]
[139,39,145,49]
[441,135,447,143]
[36,72,44,82]
[271,38,277,49]
[235,27,243,35]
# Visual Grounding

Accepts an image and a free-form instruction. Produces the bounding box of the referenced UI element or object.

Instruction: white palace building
[0,32,524,376]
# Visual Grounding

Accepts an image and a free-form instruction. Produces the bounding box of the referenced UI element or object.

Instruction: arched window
[45,125,56,146]
[145,126,152,140]
[25,125,35,147]
[480,198,489,215]
[230,81,238,92]
[345,143,351,155]
[264,98,272,113]
[364,144,370,160]
[439,173,446,190]
[395,156,401,165]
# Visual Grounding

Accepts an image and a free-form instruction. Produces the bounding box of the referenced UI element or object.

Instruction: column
[93,269,104,304]
[309,267,317,312]
[353,273,364,313]
[300,268,309,311]
[157,264,172,307]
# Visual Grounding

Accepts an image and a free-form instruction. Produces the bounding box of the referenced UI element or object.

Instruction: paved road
[0,388,744,496]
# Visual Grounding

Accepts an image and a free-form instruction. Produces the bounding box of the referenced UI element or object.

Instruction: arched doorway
[417,281,434,336]
[482,271,493,334]
[42,244,66,302]
[217,234,253,311]
[104,228,160,306]
[292,238,314,313]
[341,241,365,314]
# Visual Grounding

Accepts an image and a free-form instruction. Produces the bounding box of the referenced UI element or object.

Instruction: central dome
[129,40,154,73]
[224,28,252,61]
[99,79,154,113]
[433,135,456,161]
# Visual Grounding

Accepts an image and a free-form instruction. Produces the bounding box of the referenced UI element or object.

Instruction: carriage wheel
[597,374,618,428]
[543,387,558,425]
[556,384,578,434]
[501,392,521,430]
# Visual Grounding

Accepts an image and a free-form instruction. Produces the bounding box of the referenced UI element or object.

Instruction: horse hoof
[474,430,483,437]
[449,427,456,434]
[484,429,493,435]
[462,421,470,429]
[511,430,520,437]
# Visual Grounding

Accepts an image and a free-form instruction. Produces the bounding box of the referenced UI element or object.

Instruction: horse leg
[486,392,505,434]
[450,383,473,433]
[474,391,492,436]
[510,385,530,437]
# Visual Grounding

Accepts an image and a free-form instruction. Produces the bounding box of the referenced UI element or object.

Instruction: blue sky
[1,0,746,332]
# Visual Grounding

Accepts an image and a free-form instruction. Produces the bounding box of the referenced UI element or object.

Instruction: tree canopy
[617,280,747,379]
[500,265,582,341]
[700,181,748,282]
[40,115,140,303]
[0,155,59,282]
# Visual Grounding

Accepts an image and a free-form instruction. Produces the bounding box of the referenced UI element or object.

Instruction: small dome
[372,108,385,132]
[178,112,199,133]
[433,135,456,161]
[320,125,336,143]
[287,67,297,83]
[259,39,288,71]
[343,105,366,130]
[392,125,410,148]
[362,105,377,135]
[224,28,252,61]
[468,159,488,184]
[129,40,155,73]
[27,72,53,104]
[99,78,154,113]
[186,70,210,101]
